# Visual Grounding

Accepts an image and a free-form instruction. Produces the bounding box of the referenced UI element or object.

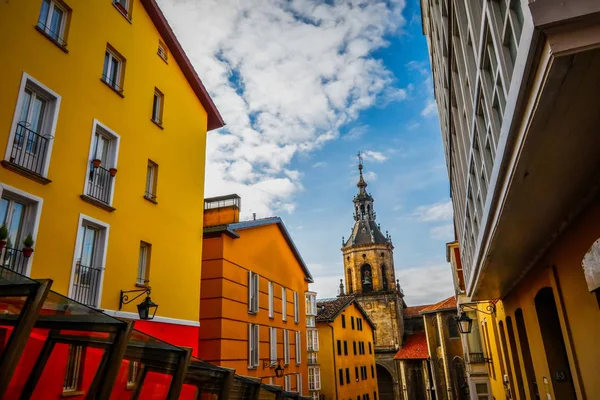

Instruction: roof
[316,296,376,331]
[404,305,431,318]
[344,219,390,247]
[203,217,313,283]
[394,332,429,360]
[141,0,225,131]
[420,296,457,314]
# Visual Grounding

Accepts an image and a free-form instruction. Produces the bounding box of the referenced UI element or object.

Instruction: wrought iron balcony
[0,247,29,275]
[87,165,113,205]
[101,74,124,94]
[36,21,68,48]
[7,123,50,177]
[469,352,488,364]
[71,262,102,307]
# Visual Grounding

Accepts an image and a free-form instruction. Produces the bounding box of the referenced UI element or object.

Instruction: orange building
[200,194,314,396]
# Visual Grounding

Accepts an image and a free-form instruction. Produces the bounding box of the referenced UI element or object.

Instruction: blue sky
[161,0,455,305]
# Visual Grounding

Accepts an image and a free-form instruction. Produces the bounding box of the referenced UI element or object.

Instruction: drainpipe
[329,323,338,400]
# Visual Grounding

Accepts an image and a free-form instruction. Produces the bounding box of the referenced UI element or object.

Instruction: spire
[339,279,345,296]
[357,151,367,191]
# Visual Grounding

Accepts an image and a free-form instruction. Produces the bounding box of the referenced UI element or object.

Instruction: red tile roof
[404,305,431,318]
[394,332,429,360]
[420,296,457,314]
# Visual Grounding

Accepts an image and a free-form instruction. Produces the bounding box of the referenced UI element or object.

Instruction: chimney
[252,213,256,220]
[203,194,241,227]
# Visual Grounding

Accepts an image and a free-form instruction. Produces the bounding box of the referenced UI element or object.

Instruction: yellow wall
[473,199,600,400]
[200,223,309,393]
[0,0,209,322]
[317,302,379,400]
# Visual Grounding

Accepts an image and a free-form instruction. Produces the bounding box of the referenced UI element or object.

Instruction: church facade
[340,156,406,400]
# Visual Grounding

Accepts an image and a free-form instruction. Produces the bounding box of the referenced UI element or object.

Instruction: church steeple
[354,152,375,222]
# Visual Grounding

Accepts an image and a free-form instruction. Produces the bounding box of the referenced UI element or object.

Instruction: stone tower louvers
[341,155,405,399]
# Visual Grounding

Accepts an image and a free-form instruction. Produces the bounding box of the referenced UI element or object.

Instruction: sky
[158,0,455,306]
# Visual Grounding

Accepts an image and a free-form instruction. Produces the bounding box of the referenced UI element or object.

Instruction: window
[293,291,299,323]
[6,73,60,178]
[374,392,377,400]
[351,316,355,330]
[307,316,315,327]
[137,241,151,286]
[339,369,344,386]
[295,331,301,364]
[355,366,359,381]
[113,0,132,19]
[85,121,119,207]
[151,88,164,126]
[282,287,287,321]
[248,271,259,314]
[127,361,140,389]
[145,160,158,202]
[305,292,317,315]
[63,345,84,394]
[344,341,348,355]
[371,365,374,378]
[296,373,302,394]
[283,329,290,365]
[475,382,490,399]
[0,187,41,276]
[353,341,357,355]
[157,39,168,62]
[269,327,277,364]
[268,281,274,318]
[341,314,346,328]
[248,323,259,368]
[369,342,372,354]
[337,340,342,355]
[37,0,69,47]
[345,368,350,384]
[284,375,291,391]
[308,351,317,364]
[308,367,321,391]
[70,215,109,307]
[358,319,363,331]
[307,329,319,351]
[102,46,125,93]
[447,315,460,338]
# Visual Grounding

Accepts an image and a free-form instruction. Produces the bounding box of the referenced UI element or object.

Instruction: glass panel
[49,5,63,39]
[29,95,46,135]
[110,57,120,86]
[38,0,50,25]
[103,51,110,78]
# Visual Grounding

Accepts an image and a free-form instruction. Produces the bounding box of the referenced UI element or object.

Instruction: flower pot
[0,240,6,253]
[109,168,118,177]
[22,247,34,258]
[92,159,102,168]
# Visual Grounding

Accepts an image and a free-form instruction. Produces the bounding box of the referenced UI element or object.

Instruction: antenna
[357,151,363,169]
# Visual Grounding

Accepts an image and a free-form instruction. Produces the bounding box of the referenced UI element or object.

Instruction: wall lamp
[456,302,496,334]
[262,359,285,378]
[119,288,159,320]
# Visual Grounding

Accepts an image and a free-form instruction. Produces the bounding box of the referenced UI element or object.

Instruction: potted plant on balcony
[92,158,102,168]
[22,234,34,258]
[0,224,8,252]
[109,167,118,177]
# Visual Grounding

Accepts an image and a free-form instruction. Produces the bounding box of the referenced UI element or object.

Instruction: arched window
[361,264,373,293]
[380,264,388,290]
[347,268,353,294]
[447,315,460,338]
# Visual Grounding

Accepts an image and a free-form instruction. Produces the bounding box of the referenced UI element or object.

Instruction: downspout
[329,323,338,400]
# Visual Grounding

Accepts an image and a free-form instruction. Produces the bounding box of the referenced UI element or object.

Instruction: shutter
[268,282,274,318]
[293,291,298,322]
[254,273,259,312]
[248,271,252,312]
[296,331,301,364]
[248,324,253,366]
[297,373,302,394]
[254,324,260,366]
[282,288,287,321]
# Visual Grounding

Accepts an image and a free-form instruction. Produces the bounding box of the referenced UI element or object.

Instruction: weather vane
[357,151,363,169]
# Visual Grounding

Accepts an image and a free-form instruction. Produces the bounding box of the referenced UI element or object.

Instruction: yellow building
[316,296,379,400]
[201,194,313,396]
[0,0,223,347]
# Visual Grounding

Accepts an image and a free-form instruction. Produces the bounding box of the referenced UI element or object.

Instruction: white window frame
[248,271,259,314]
[62,345,83,393]
[308,367,321,391]
[126,360,140,389]
[307,351,317,365]
[284,375,291,391]
[306,316,315,327]
[0,184,43,277]
[67,213,110,308]
[307,329,319,351]
[102,47,124,91]
[137,241,150,286]
[295,330,301,365]
[282,287,287,321]
[82,119,120,206]
[157,39,168,62]
[268,281,274,318]
[38,0,68,43]
[296,373,302,395]
[293,291,299,323]
[6,72,61,178]
[145,160,158,201]
[152,88,164,125]
[248,323,259,368]
[269,327,277,365]
[283,329,290,365]
[305,292,316,316]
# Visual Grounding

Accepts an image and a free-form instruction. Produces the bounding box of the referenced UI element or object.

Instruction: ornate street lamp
[120,288,159,320]
[263,359,285,378]
[456,311,473,334]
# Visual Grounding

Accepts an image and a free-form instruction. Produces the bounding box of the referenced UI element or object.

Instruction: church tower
[341,154,405,400]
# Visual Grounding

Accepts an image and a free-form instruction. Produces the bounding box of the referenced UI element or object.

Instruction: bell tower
[341,153,405,400]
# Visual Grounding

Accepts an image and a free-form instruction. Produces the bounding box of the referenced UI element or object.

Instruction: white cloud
[158,0,407,217]
[343,125,368,141]
[430,224,454,240]
[407,122,420,131]
[397,264,455,305]
[421,98,437,117]
[362,150,388,163]
[363,171,377,181]
[312,161,328,168]
[413,200,453,222]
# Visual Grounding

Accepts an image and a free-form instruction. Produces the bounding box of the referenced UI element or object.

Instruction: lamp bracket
[119,288,151,310]
[459,302,496,316]
[262,358,283,369]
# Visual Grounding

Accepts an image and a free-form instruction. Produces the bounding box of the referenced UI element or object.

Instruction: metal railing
[87,165,113,204]
[72,262,102,307]
[8,123,49,176]
[101,74,124,93]
[0,247,29,275]
[36,21,68,47]
[469,352,487,364]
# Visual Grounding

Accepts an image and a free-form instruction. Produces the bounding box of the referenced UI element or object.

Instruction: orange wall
[203,206,239,227]
[200,223,309,393]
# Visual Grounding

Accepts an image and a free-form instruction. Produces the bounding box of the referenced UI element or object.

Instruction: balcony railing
[0,247,29,275]
[87,166,113,204]
[469,352,487,364]
[8,123,49,176]
[72,262,102,307]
